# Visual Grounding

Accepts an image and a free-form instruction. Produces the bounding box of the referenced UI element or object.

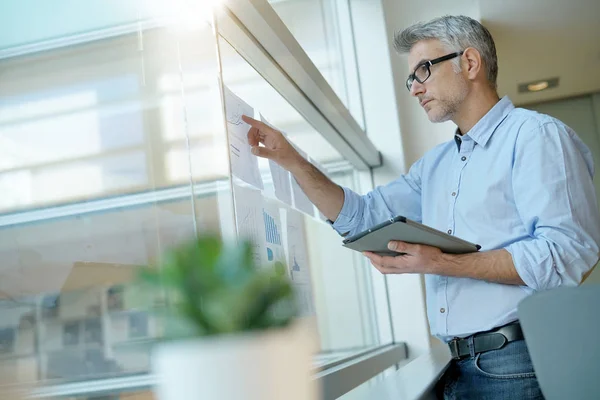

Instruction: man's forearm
[436,249,525,286]
[289,158,344,221]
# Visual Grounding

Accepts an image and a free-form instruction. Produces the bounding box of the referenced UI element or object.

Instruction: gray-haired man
[243,15,600,399]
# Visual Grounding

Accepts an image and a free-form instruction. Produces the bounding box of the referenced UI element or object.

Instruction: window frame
[0,1,403,398]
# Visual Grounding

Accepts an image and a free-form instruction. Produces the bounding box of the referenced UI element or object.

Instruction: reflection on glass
[218,36,342,165]
[0,75,147,211]
[304,169,380,351]
[269,0,365,128]
[219,36,379,351]
[0,12,228,387]
[0,0,381,395]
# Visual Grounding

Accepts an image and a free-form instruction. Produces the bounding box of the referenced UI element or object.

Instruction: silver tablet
[342,216,481,256]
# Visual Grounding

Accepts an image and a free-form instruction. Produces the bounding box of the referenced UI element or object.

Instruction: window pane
[0,0,387,396]
[219,36,379,351]
[0,15,230,386]
[218,36,342,165]
[269,0,365,128]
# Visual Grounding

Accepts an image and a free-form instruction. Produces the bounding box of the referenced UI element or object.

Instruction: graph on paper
[263,210,282,245]
[233,184,267,267]
[285,211,310,285]
[262,201,286,272]
[284,210,315,316]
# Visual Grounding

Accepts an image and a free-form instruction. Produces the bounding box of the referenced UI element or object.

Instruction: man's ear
[462,47,483,81]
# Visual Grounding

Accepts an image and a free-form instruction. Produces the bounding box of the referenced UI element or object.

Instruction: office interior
[0,0,598,399]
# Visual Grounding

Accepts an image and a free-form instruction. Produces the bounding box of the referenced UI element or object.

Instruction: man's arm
[505,122,600,290]
[242,115,344,221]
[364,241,525,286]
[287,157,345,222]
[439,249,524,285]
[365,121,600,288]
[242,115,423,238]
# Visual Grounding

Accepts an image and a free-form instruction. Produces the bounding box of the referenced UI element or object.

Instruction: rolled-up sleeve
[506,122,600,290]
[331,158,424,238]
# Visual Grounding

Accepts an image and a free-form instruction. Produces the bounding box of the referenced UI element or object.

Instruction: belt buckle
[449,338,461,360]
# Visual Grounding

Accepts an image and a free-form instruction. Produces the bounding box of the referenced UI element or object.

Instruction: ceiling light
[517,77,559,93]
[527,81,549,92]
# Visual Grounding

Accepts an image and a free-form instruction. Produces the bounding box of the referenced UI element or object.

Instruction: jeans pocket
[473,349,537,380]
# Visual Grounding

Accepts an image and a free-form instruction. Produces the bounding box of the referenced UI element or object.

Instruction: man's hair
[394,15,498,89]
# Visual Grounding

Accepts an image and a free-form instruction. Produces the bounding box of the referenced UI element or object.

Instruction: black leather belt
[448,321,524,360]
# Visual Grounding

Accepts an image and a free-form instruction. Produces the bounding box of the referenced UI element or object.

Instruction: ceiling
[479,0,600,105]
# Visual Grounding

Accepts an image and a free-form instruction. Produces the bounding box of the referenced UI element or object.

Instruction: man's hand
[363,241,444,275]
[242,115,345,221]
[242,115,305,172]
[364,241,526,285]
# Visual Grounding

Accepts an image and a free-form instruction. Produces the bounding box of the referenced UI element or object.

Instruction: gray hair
[394,15,498,89]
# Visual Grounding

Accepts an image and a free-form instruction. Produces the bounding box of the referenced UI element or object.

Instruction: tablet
[342,216,481,256]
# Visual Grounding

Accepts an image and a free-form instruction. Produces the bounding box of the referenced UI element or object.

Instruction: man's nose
[410,80,425,97]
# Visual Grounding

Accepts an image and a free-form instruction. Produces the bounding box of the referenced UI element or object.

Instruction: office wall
[525,92,600,285]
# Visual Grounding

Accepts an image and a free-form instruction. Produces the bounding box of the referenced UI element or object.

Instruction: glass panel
[309,169,379,350]
[268,0,365,128]
[0,0,385,396]
[219,36,379,351]
[0,9,229,388]
[218,36,342,165]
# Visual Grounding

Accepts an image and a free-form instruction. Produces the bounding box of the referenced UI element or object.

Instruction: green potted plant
[137,235,318,400]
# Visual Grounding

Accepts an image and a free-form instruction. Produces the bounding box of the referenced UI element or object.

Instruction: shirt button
[447,229,452,234]
[440,308,446,313]
[451,192,456,196]
[461,156,467,161]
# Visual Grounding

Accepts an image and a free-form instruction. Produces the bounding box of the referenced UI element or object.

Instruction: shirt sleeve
[505,121,600,290]
[330,157,424,238]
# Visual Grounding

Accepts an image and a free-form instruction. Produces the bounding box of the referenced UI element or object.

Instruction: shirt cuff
[505,240,559,290]
[327,186,363,237]
[505,241,537,289]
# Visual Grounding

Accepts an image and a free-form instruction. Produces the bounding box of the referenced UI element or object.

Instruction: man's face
[407,40,468,123]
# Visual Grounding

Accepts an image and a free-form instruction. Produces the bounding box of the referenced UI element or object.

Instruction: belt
[448,321,524,360]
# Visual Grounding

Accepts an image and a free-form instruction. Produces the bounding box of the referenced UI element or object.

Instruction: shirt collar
[454,96,514,149]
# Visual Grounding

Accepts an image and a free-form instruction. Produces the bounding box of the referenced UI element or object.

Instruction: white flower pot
[152,320,319,400]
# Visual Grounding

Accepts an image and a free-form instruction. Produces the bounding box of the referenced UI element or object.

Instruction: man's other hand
[363,241,444,275]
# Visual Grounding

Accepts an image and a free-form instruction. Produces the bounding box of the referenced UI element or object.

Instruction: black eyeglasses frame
[406,51,464,91]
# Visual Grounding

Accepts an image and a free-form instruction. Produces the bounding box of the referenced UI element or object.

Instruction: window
[0,0,399,397]
[0,20,228,385]
[268,0,365,128]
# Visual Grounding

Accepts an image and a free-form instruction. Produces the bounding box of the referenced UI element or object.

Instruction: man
[242,15,600,399]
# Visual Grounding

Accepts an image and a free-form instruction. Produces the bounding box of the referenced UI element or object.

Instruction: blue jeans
[436,339,544,399]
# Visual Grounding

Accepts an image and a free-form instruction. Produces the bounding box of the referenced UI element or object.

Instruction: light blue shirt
[332,96,600,341]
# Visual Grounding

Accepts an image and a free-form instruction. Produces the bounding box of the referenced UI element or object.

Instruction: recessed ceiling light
[518,77,559,93]
[527,81,549,92]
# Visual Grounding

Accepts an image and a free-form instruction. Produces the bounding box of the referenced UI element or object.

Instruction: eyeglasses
[406,51,464,91]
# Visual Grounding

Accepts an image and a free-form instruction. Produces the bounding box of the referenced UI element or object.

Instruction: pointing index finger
[241,115,276,133]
